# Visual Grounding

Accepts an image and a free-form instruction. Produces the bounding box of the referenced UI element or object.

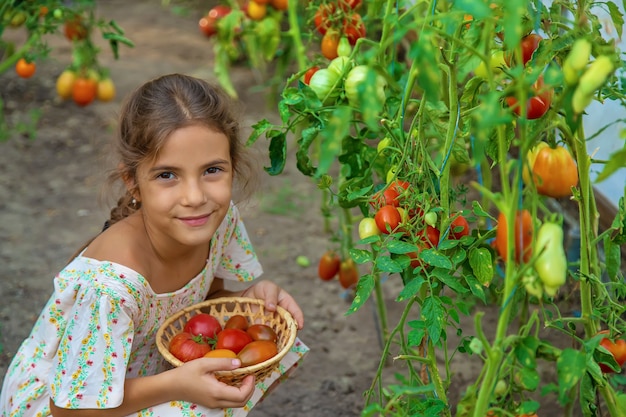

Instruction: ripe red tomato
[224,314,248,331]
[247,324,278,342]
[373,180,410,208]
[169,332,211,362]
[184,313,223,341]
[72,77,98,107]
[321,31,340,60]
[495,209,533,263]
[338,258,359,289]
[238,340,278,366]
[450,214,470,239]
[528,145,579,198]
[200,5,232,37]
[64,17,88,41]
[505,75,552,120]
[318,250,341,281]
[407,250,423,269]
[505,33,542,67]
[303,66,320,85]
[216,328,253,354]
[598,331,626,373]
[375,205,402,234]
[342,13,366,45]
[15,58,36,79]
[314,3,335,35]
[420,225,440,248]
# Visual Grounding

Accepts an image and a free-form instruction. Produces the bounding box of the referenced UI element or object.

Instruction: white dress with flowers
[0,204,308,417]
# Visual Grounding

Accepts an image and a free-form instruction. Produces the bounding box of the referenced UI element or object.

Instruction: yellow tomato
[56,70,76,99]
[97,78,116,102]
[247,1,267,20]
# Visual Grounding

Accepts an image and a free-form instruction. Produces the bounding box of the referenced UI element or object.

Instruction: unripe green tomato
[571,86,594,114]
[424,212,437,227]
[358,217,380,240]
[377,137,391,153]
[522,271,543,298]
[577,55,615,96]
[344,65,386,108]
[327,56,352,79]
[563,38,591,85]
[53,8,63,19]
[337,36,352,57]
[308,68,340,101]
[474,51,506,79]
[534,222,567,291]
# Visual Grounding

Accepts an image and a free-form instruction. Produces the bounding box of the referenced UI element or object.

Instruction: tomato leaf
[349,248,373,264]
[594,148,626,184]
[422,296,445,345]
[265,132,286,175]
[346,273,375,315]
[468,247,494,286]
[396,275,426,301]
[316,106,351,176]
[463,274,485,303]
[514,336,539,369]
[295,125,320,176]
[420,249,453,269]
[247,119,272,146]
[603,234,621,280]
[375,255,404,273]
[432,268,469,294]
[387,240,419,254]
[556,348,587,404]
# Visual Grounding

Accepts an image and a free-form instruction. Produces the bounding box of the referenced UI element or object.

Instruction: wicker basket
[156,297,298,386]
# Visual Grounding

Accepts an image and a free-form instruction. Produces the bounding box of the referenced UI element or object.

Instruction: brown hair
[70,74,258,259]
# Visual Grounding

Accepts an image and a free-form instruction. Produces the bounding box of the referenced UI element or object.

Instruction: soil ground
[0,1,601,415]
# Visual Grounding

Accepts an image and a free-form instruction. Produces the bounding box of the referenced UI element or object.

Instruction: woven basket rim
[156,296,298,376]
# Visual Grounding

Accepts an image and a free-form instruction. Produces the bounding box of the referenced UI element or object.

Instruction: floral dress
[0,204,309,417]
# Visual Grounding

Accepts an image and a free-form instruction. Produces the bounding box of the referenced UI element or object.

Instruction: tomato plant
[183,313,223,341]
[15,58,36,78]
[215,328,253,354]
[169,332,211,362]
[318,250,341,281]
[246,324,278,342]
[237,340,278,366]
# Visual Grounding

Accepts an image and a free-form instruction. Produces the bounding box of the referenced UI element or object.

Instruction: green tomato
[377,137,391,153]
[534,222,567,292]
[474,51,506,79]
[424,212,437,228]
[358,217,381,240]
[308,68,340,102]
[344,65,386,108]
[327,56,352,79]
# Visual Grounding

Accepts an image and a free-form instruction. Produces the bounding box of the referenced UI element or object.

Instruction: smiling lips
[179,214,210,227]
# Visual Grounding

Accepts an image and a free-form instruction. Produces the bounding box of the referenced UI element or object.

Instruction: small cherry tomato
[72,77,98,107]
[15,58,36,79]
[338,258,359,289]
[246,1,267,20]
[224,314,249,331]
[215,328,253,354]
[375,205,402,234]
[342,13,366,45]
[237,340,278,366]
[247,324,278,342]
[318,250,341,281]
[449,214,470,239]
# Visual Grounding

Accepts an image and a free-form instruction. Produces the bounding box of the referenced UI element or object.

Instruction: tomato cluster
[168,312,279,366]
[55,69,116,107]
[317,250,359,289]
[314,0,366,59]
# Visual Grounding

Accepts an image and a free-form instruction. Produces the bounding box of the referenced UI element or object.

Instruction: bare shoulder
[82,215,148,275]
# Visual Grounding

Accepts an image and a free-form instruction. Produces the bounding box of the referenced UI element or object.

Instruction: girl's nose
[181,180,207,206]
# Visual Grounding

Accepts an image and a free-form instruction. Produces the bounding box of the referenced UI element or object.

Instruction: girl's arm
[207,278,304,330]
[49,358,255,417]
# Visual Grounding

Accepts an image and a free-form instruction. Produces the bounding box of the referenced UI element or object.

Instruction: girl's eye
[157,172,176,180]
[205,167,223,175]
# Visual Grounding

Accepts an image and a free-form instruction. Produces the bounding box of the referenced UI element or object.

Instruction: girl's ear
[120,164,139,199]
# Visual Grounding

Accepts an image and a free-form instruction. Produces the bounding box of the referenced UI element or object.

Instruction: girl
[1,74,307,417]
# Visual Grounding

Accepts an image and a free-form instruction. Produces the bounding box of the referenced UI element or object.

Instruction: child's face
[134,124,233,248]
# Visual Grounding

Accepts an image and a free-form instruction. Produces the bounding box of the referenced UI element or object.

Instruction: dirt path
[0,1,577,415]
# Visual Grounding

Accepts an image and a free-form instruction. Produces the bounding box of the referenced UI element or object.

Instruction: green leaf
[246,119,272,146]
[595,148,626,183]
[607,1,624,38]
[387,240,419,254]
[463,274,485,302]
[265,132,286,175]
[346,273,376,315]
[468,247,494,286]
[420,248,453,269]
[432,268,469,294]
[375,255,404,273]
[349,248,374,264]
[515,336,539,369]
[604,234,621,280]
[556,348,587,404]
[295,126,320,176]
[422,296,445,344]
[316,106,351,176]
[518,367,540,391]
[397,275,426,301]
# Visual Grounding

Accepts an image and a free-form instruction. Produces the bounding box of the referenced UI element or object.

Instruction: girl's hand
[242,281,304,329]
[172,358,255,408]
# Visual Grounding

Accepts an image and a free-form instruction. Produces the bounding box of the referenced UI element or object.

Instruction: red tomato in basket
[238,340,279,366]
[224,314,249,331]
[183,313,222,341]
[247,324,278,343]
[216,328,253,354]
[169,332,211,362]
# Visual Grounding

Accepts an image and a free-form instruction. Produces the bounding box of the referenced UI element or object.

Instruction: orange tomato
[246,1,267,20]
[338,258,359,289]
[252,0,270,5]
[56,70,76,99]
[270,0,288,11]
[97,78,116,102]
[72,77,98,107]
[495,209,533,263]
[204,349,238,358]
[15,58,36,78]
[526,144,578,198]
[321,31,340,60]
